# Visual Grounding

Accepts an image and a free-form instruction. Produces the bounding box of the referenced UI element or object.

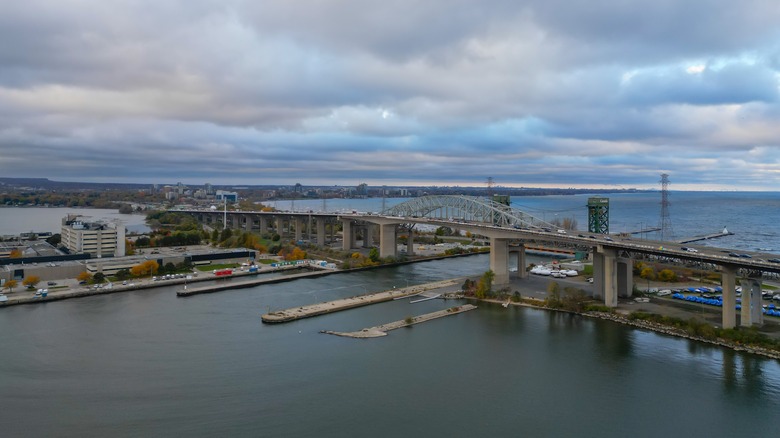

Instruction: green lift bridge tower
[587,197,609,234]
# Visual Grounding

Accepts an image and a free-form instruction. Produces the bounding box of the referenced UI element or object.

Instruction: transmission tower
[659,173,673,241]
[486,177,495,198]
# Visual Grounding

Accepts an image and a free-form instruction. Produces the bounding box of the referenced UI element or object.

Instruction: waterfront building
[60,215,126,258]
[215,190,238,203]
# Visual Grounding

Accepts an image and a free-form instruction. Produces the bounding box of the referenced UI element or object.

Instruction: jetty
[321,304,478,338]
[177,268,335,297]
[677,228,735,244]
[260,279,459,323]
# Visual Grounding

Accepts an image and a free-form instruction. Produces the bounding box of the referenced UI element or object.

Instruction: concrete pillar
[307,215,313,241]
[740,279,763,327]
[617,258,633,298]
[516,246,527,279]
[244,215,253,232]
[342,220,353,251]
[593,247,617,307]
[317,220,327,246]
[379,223,397,259]
[294,217,303,242]
[490,238,509,286]
[258,216,268,235]
[722,265,737,329]
[276,216,284,237]
[407,228,415,256]
[364,224,375,247]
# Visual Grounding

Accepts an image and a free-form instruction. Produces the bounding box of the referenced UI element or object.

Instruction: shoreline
[475,296,780,362]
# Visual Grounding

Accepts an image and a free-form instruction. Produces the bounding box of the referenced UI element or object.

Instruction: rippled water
[1,256,779,437]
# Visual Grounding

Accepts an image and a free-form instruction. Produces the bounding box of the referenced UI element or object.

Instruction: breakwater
[261,279,460,323]
[321,304,478,338]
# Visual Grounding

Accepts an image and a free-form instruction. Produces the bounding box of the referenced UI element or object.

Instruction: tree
[93,272,106,283]
[657,269,678,282]
[546,281,561,303]
[115,269,131,280]
[22,275,40,289]
[5,279,17,293]
[211,229,219,242]
[130,260,159,277]
[640,267,656,281]
[368,247,380,263]
[77,272,92,283]
[118,204,134,214]
[475,270,495,299]
[9,249,22,258]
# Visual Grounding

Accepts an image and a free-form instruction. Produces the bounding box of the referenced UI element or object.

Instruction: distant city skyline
[1,1,779,191]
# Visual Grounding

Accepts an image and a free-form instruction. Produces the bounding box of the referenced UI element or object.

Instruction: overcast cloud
[1,0,779,190]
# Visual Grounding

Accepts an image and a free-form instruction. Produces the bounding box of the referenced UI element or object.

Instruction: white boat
[502,300,510,308]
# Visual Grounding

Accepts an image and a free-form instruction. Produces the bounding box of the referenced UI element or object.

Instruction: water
[1,256,779,437]
[0,207,151,235]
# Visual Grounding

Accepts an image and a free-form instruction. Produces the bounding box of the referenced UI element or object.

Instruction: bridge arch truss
[382,195,557,230]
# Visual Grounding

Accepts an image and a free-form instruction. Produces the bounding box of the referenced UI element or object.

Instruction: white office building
[61,215,126,258]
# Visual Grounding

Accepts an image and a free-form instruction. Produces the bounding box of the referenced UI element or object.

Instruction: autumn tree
[475,270,495,299]
[130,260,159,277]
[9,249,22,258]
[77,271,93,283]
[4,279,17,293]
[22,275,41,289]
[657,269,678,282]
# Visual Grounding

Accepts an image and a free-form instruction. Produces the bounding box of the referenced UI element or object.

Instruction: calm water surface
[1,256,779,437]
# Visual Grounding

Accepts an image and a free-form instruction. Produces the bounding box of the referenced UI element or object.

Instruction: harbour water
[2,193,780,436]
[1,256,779,436]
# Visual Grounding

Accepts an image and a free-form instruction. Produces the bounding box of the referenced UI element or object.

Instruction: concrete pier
[322,304,478,338]
[261,280,459,323]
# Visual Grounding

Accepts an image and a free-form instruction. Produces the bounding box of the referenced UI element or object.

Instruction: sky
[1,1,780,190]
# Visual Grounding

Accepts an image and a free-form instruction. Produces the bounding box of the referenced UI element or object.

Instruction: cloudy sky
[1,1,779,190]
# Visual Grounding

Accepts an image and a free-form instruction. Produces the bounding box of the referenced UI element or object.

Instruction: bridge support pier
[244,215,253,232]
[740,279,763,327]
[258,217,268,235]
[617,258,633,298]
[364,224,375,248]
[294,218,303,242]
[342,220,353,251]
[722,266,737,329]
[490,238,509,286]
[379,224,397,259]
[593,248,617,307]
[407,228,414,256]
[516,246,527,279]
[317,220,327,246]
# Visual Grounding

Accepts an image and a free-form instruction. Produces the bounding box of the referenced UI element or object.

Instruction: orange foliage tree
[130,260,159,277]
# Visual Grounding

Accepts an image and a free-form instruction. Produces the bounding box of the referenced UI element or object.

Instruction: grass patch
[257,259,278,265]
[195,263,239,271]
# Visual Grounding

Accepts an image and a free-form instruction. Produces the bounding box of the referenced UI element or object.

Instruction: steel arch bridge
[382,195,557,230]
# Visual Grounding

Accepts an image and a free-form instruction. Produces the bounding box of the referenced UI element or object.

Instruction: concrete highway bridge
[177,195,780,329]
